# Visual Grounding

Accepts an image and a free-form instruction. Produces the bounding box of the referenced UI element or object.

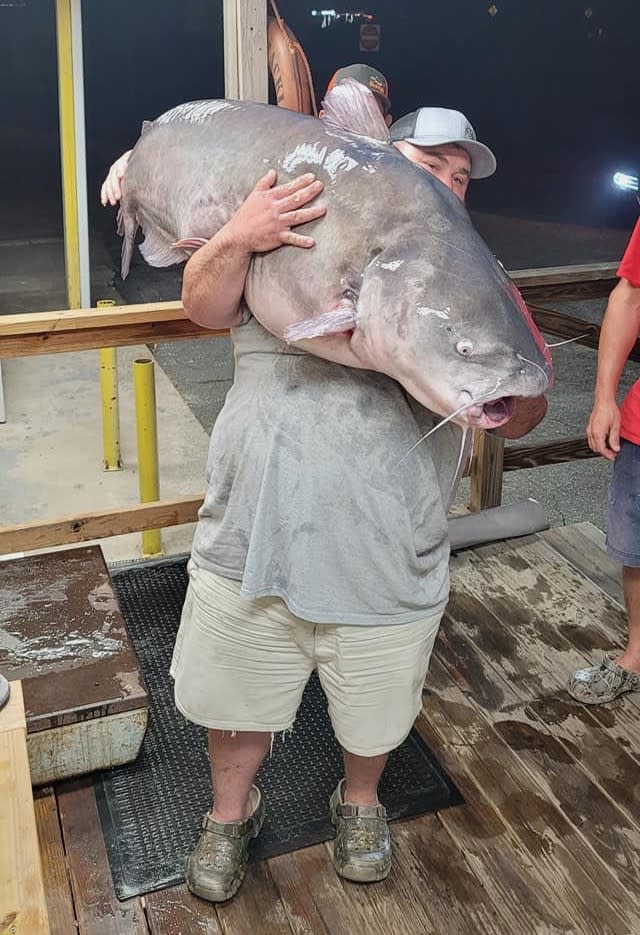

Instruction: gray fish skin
[118,97,552,430]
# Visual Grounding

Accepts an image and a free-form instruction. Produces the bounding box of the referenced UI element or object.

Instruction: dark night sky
[2,0,640,236]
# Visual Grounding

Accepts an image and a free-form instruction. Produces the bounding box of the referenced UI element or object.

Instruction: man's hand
[587,400,621,461]
[225,169,326,253]
[100,150,132,206]
[182,170,327,329]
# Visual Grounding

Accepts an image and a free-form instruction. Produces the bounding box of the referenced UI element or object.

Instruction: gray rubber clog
[567,655,640,705]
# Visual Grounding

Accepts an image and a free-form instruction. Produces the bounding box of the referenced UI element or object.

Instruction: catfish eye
[456,339,474,356]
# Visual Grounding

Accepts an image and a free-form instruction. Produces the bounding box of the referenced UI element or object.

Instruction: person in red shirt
[568,221,640,703]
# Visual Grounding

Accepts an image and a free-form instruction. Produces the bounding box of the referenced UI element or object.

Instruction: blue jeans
[607,439,640,567]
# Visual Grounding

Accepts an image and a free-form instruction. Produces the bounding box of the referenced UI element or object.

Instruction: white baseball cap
[389,107,496,179]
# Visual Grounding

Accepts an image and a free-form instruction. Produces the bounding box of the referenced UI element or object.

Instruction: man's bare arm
[100,157,326,331]
[587,277,640,460]
[181,169,326,330]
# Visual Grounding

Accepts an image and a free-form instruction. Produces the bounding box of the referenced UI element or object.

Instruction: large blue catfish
[117,81,552,431]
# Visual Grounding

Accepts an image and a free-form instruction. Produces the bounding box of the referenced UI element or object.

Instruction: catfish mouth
[466,396,515,429]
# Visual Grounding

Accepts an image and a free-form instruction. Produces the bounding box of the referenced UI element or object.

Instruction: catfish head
[354,244,552,429]
[286,239,552,430]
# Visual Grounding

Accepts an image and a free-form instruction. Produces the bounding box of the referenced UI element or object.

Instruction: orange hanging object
[267,0,317,115]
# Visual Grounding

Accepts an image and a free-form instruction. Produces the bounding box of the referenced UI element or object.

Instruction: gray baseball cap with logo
[389,107,497,179]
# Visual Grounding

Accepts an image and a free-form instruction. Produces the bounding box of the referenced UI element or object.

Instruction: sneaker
[186,785,265,902]
[329,779,392,882]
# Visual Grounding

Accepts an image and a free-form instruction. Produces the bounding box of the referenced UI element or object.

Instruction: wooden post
[469,431,505,511]
[223,0,268,102]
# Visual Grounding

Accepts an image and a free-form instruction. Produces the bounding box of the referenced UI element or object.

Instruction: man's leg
[187,729,270,903]
[342,750,388,806]
[208,729,273,820]
[320,612,442,882]
[171,568,314,901]
[328,749,392,883]
[615,565,640,673]
[568,441,640,702]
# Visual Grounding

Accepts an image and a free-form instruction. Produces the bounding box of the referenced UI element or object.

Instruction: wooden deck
[34,523,640,935]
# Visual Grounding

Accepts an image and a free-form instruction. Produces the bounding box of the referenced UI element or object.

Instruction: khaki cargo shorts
[170,563,442,757]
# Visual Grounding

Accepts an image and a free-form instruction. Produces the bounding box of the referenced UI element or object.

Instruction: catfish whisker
[545,332,591,348]
[517,353,548,382]
[399,379,502,463]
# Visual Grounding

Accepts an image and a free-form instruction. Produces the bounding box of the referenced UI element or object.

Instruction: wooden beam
[514,263,617,303]
[520,279,616,304]
[56,780,145,933]
[0,496,203,555]
[0,682,50,935]
[0,302,188,335]
[529,303,640,362]
[503,436,596,472]
[511,262,617,288]
[0,320,216,358]
[469,432,505,511]
[34,790,77,935]
[0,303,223,359]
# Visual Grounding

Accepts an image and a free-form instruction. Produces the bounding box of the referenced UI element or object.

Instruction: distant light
[613,171,639,192]
[311,8,374,26]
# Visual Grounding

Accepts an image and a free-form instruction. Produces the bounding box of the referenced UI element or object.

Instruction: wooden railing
[0,262,629,553]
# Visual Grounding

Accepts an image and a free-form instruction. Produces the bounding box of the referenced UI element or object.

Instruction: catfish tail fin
[320,78,390,143]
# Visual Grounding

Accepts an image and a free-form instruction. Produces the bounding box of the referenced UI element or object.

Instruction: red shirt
[615,221,640,445]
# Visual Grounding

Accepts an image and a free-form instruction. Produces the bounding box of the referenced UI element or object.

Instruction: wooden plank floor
[34,523,640,935]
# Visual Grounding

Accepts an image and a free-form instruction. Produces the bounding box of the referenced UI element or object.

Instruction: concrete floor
[0,345,210,563]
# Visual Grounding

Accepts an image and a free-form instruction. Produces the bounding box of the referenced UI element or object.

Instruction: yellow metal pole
[133,359,163,557]
[55,0,79,308]
[55,0,81,309]
[97,300,122,471]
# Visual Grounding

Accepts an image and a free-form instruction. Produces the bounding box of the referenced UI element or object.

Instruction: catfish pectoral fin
[138,227,190,269]
[171,237,209,251]
[284,300,357,343]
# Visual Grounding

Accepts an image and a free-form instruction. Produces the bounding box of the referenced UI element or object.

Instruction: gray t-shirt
[191,313,467,625]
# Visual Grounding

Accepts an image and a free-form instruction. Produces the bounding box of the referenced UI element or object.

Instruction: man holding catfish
[102,73,549,902]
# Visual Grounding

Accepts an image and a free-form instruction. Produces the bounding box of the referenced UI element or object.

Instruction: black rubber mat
[96,558,463,900]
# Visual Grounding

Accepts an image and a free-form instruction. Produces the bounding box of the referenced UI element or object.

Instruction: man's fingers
[101,179,118,207]
[253,169,278,191]
[609,424,621,455]
[109,179,121,204]
[280,230,315,249]
[281,204,327,227]
[275,173,319,198]
[588,429,615,461]
[276,179,324,210]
